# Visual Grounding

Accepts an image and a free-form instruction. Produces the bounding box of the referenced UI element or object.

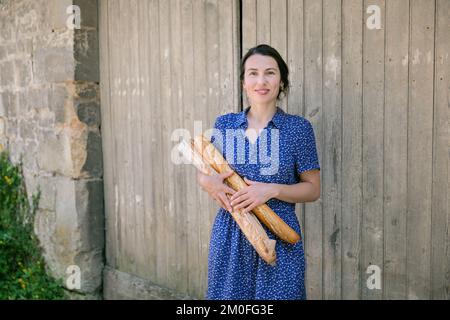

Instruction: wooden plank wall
[241,0,449,300]
[100,0,449,299]
[99,0,240,298]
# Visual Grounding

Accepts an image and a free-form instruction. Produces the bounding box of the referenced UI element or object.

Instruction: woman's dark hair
[240,44,290,100]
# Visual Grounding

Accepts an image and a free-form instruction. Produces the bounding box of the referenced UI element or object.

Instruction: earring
[278,85,286,100]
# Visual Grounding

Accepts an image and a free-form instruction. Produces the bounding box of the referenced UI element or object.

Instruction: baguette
[193,134,301,244]
[177,139,277,265]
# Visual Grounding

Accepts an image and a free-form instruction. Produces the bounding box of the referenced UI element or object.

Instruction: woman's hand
[229,177,277,214]
[197,171,236,212]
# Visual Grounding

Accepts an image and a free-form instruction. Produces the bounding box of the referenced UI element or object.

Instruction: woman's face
[242,54,282,106]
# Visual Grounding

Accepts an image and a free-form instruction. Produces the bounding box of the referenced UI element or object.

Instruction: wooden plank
[206,0,220,129]
[287,0,305,238]
[232,0,241,110]
[242,0,269,109]
[270,0,287,111]
[431,0,450,300]
[322,0,342,300]
[123,1,138,276]
[99,0,117,269]
[361,0,385,300]
[136,0,155,280]
[164,0,179,290]
[341,0,363,300]
[242,0,257,110]
[124,0,136,275]
[149,0,164,285]
[192,0,209,296]
[127,0,146,279]
[270,0,286,63]
[169,0,188,293]
[407,0,435,300]
[303,0,323,300]
[205,3,222,298]
[180,0,198,297]
[113,0,125,271]
[286,0,304,116]
[138,0,154,281]
[242,0,257,54]
[218,0,238,115]
[110,0,126,272]
[256,0,271,45]
[383,0,409,300]
[157,0,171,286]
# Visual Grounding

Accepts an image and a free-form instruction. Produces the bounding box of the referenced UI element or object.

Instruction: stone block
[74,249,104,293]
[32,175,58,212]
[75,179,104,252]
[32,27,74,49]
[0,60,14,86]
[45,177,105,294]
[6,117,17,138]
[76,101,100,126]
[46,0,74,31]
[0,117,5,136]
[18,118,36,140]
[15,38,33,57]
[0,139,7,152]
[49,83,69,123]
[45,0,99,32]
[37,130,72,176]
[74,0,98,29]
[36,107,55,128]
[74,29,99,82]
[17,88,49,116]
[82,129,102,177]
[0,45,8,61]
[34,208,58,271]
[75,81,98,99]
[64,289,102,300]
[22,140,39,172]
[0,11,14,42]
[3,91,17,117]
[14,59,32,87]
[29,86,50,110]
[68,121,89,177]
[33,47,75,83]
[15,1,42,36]
[8,140,25,164]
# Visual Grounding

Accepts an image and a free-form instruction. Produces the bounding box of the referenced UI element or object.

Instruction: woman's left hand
[229,177,277,214]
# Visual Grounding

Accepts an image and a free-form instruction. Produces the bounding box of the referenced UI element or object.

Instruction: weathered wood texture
[100,0,449,299]
[99,0,240,298]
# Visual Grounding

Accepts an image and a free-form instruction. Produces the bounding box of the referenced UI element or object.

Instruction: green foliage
[0,152,65,299]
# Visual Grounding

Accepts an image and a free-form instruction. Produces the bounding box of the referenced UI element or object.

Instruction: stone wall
[0,0,104,299]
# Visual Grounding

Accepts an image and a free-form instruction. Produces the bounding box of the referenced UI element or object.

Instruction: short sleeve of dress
[210,115,225,155]
[294,118,320,175]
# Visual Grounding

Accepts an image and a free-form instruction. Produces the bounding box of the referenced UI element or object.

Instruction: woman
[197,44,321,300]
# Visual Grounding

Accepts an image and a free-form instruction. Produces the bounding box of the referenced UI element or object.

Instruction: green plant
[0,151,65,299]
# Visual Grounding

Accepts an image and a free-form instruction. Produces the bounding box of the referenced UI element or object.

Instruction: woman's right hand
[197,171,236,212]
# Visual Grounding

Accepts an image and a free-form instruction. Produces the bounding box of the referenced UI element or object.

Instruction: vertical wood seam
[429,0,437,298]
[359,0,365,300]
[405,0,411,297]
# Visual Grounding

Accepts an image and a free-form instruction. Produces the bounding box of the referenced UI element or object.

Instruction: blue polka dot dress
[206,106,321,300]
